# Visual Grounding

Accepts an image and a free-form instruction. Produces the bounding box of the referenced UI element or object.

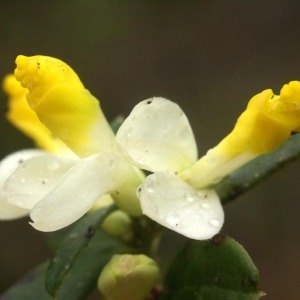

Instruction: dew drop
[166,212,180,227]
[137,157,145,164]
[183,192,194,203]
[69,233,78,238]
[147,187,154,194]
[201,202,210,210]
[209,218,221,228]
[47,159,60,171]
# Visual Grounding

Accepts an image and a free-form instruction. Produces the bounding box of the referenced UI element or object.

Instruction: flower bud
[101,210,133,240]
[98,254,160,300]
[14,55,117,157]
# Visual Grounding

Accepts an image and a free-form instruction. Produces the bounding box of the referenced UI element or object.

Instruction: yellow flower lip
[14,55,84,108]
[2,74,26,97]
[12,55,112,157]
[2,73,73,154]
[14,55,42,91]
[265,81,300,132]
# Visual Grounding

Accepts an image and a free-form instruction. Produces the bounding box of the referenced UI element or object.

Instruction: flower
[3,54,299,240]
[116,83,300,240]
[1,55,144,231]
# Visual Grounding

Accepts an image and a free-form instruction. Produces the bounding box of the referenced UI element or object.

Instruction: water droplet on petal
[166,212,180,227]
[147,187,154,194]
[137,157,145,164]
[47,159,60,171]
[183,192,194,203]
[201,202,210,210]
[209,218,221,228]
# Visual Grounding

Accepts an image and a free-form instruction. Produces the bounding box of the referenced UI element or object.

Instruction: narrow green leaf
[1,229,131,300]
[56,229,132,299]
[213,133,300,204]
[0,262,51,300]
[45,204,117,296]
[159,234,264,300]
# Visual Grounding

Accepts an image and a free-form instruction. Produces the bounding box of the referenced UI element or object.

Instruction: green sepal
[159,234,265,300]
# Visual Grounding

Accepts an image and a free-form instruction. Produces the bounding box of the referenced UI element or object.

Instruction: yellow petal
[264,81,300,131]
[14,55,117,157]
[181,88,291,189]
[2,74,71,155]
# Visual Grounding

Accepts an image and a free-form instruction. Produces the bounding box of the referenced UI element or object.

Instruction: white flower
[116,84,300,240]
[0,55,144,232]
[116,97,224,240]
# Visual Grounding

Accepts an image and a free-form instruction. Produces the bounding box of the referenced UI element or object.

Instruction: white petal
[30,153,135,231]
[0,149,46,219]
[139,171,224,240]
[116,97,198,172]
[0,195,29,220]
[4,154,78,209]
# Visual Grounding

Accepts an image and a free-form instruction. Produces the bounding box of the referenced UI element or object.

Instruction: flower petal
[14,55,118,157]
[3,74,74,155]
[139,171,224,240]
[29,153,138,231]
[0,149,46,219]
[116,97,198,172]
[0,196,29,220]
[4,154,78,209]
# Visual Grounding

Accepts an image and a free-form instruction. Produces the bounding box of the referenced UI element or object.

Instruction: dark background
[1,1,300,299]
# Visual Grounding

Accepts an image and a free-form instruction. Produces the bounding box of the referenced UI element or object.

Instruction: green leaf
[159,234,264,300]
[45,204,117,296]
[1,229,132,300]
[213,133,300,205]
[0,262,51,300]
[56,229,132,299]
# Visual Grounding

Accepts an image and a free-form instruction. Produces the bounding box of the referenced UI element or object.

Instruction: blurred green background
[1,0,300,299]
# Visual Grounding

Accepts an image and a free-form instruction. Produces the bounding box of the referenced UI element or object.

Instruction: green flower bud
[101,210,133,240]
[98,254,160,300]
